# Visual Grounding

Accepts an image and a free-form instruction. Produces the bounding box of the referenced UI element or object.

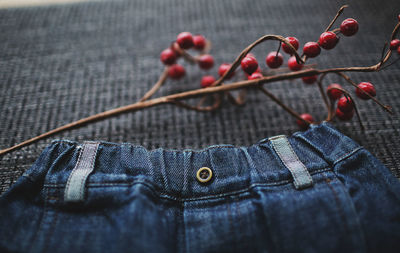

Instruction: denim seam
[181,202,187,253]
[22,174,37,183]
[51,139,246,153]
[323,174,354,237]
[332,146,364,166]
[327,169,368,251]
[43,167,331,202]
[27,187,49,252]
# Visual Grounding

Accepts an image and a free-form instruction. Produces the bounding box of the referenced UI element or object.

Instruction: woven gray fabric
[0,0,400,194]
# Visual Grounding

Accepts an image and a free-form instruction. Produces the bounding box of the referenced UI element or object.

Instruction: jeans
[1,122,400,252]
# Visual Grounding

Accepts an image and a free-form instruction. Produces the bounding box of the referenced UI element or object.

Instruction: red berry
[248,72,263,80]
[266,52,283,69]
[168,64,185,79]
[282,37,299,54]
[241,56,259,75]
[297,113,314,130]
[326,83,343,100]
[356,82,376,100]
[198,54,214,70]
[336,108,354,121]
[193,35,206,50]
[160,48,177,65]
[340,18,359,36]
[200,75,215,88]
[176,32,194,49]
[288,56,303,71]
[319,32,339,50]
[303,42,321,58]
[218,63,235,78]
[337,96,354,113]
[390,39,400,50]
[302,75,318,84]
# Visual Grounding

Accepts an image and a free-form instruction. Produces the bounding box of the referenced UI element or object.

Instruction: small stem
[200,40,212,55]
[226,90,247,106]
[258,86,310,125]
[326,98,336,122]
[325,5,348,32]
[316,76,331,114]
[139,68,169,102]
[380,42,388,65]
[197,95,209,107]
[380,56,400,70]
[171,42,197,64]
[276,42,281,56]
[170,94,222,112]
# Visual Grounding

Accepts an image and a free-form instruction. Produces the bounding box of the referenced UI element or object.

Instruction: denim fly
[1,122,400,253]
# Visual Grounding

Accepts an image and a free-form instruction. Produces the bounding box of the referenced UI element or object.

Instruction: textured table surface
[1,0,400,195]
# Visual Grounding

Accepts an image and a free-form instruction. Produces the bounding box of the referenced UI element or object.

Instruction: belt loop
[269,135,313,190]
[64,141,100,202]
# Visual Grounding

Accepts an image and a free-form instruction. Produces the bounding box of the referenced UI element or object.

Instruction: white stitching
[333,146,363,165]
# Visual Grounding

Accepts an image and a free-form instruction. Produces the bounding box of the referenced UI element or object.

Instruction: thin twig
[171,42,197,64]
[325,5,348,32]
[170,94,222,111]
[226,90,247,106]
[258,86,311,125]
[380,57,400,70]
[316,75,331,115]
[139,68,169,102]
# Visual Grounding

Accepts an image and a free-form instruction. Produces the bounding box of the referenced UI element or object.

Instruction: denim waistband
[25,122,361,201]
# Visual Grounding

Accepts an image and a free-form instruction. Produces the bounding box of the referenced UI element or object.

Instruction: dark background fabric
[0,0,399,195]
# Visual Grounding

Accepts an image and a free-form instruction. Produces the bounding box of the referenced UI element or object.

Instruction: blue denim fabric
[1,122,400,253]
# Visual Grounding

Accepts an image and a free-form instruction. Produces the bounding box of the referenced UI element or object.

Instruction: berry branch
[1,6,399,156]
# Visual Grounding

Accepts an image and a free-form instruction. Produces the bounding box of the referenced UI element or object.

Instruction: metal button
[196,167,213,183]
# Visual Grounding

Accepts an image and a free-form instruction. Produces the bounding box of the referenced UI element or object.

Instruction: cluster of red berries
[297,81,377,129]
[160,32,215,81]
[238,18,359,86]
[332,81,376,119]
[159,14,396,130]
